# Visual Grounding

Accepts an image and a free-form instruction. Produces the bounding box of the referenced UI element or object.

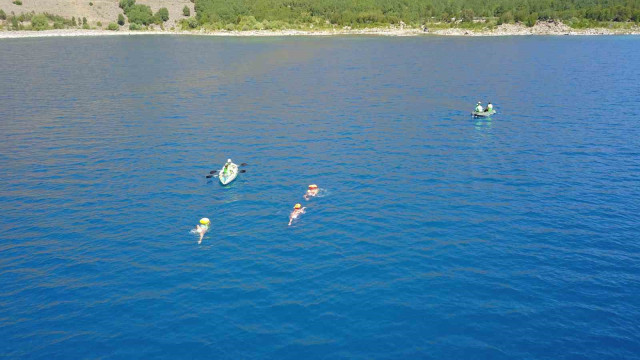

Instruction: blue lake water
[1,35,639,359]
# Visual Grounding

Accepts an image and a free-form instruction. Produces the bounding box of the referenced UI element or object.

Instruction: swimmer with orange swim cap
[304,184,319,200]
[288,203,306,226]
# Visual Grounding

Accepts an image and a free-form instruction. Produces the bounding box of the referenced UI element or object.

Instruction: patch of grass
[13,0,22,5]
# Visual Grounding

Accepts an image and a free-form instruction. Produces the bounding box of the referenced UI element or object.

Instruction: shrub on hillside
[118,13,125,25]
[497,11,514,24]
[119,0,135,10]
[53,20,64,28]
[107,22,119,30]
[126,4,153,25]
[154,7,169,23]
[31,14,48,30]
[183,6,190,17]
[0,9,6,20]
[461,9,475,22]
[129,22,143,30]
[13,0,22,5]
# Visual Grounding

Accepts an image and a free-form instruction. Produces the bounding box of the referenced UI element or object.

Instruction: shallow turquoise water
[1,36,639,359]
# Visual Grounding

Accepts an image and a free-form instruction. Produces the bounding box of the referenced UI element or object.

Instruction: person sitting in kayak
[475,102,484,113]
[486,102,493,112]
[304,184,319,200]
[222,159,233,175]
[288,203,306,226]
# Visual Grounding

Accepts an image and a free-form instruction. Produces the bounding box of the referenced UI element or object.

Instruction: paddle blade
[209,170,217,174]
[240,170,246,173]
[240,163,248,166]
[206,175,213,178]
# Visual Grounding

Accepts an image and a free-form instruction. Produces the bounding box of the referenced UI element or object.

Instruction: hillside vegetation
[0,0,639,31]
[193,0,640,29]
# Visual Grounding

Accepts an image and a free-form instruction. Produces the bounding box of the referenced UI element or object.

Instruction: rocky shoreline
[1,21,639,39]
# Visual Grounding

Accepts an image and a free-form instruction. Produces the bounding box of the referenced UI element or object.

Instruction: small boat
[219,163,238,185]
[472,110,496,117]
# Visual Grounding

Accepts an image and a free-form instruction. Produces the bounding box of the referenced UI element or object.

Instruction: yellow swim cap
[294,204,301,209]
[200,218,210,225]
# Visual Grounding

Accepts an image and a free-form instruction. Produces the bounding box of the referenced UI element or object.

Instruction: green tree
[155,7,169,23]
[126,4,153,25]
[461,9,475,22]
[82,17,87,25]
[119,0,135,10]
[183,5,190,17]
[71,16,76,26]
[117,13,125,25]
[0,9,6,20]
[31,14,48,30]
[107,22,119,30]
[498,11,514,24]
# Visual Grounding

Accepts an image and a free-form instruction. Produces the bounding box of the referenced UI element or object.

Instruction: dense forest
[193,0,640,29]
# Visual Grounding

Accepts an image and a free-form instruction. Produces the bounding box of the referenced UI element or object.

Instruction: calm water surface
[1,35,639,359]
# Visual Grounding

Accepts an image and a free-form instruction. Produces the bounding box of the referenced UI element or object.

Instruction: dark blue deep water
[1,35,639,359]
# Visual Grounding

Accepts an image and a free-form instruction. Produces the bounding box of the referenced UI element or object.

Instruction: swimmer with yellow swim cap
[288,203,306,226]
[304,184,319,200]
[195,217,210,244]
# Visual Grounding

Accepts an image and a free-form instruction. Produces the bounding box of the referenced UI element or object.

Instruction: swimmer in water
[195,217,210,244]
[304,184,319,200]
[288,203,306,226]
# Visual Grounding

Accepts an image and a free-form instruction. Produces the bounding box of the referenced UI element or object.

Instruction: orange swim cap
[308,184,318,189]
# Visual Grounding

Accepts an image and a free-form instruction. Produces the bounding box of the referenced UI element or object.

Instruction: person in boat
[475,102,484,113]
[222,159,233,176]
[304,184,319,200]
[195,217,210,244]
[486,102,493,112]
[288,203,306,226]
